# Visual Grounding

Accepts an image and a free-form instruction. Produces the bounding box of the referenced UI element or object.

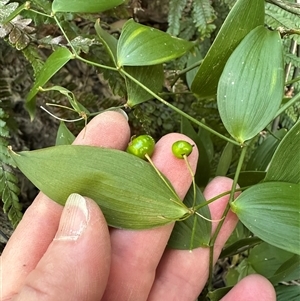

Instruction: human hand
[1,110,276,301]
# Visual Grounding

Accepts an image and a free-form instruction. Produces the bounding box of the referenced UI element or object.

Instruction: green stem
[75,56,118,72]
[53,15,77,54]
[53,15,118,72]
[120,69,240,146]
[170,59,203,87]
[29,8,52,18]
[275,92,300,117]
[193,186,249,212]
[207,145,248,290]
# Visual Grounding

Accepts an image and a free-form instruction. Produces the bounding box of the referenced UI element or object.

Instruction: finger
[1,110,130,297]
[12,195,111,301]
[148,176,239,301]
[220,274,276,301]
[101,133,198,301]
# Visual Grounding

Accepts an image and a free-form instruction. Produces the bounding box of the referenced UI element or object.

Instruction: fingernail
[55,193,89,241]
[110,108,128,121]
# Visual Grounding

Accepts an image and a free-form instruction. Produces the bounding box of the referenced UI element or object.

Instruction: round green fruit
[126,135,155,160]
[172,140,193,159]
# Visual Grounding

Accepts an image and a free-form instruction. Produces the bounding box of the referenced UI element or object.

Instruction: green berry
[126,135,155,160]
[172,140,193,159]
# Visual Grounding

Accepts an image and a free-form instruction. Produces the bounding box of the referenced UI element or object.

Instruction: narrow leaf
[125,65,164,107]
[191,0,265,98]
[52,0,125,13]
[94,19,118,66]
[217,26,284,143]
[9,145,191,229]
[26,47,73,119]
[215,142,234,176]
[231,182,300,255]
[265,120,300,184]
[117,19,194,67]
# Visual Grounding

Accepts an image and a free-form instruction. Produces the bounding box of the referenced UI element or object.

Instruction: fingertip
[221,274,276,301]
[74,110,130,149]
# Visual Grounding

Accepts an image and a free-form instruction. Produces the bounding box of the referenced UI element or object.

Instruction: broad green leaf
[181,116,210,187]
[246,129,287,171]
[94,19,117,66]
[231,182,300,255]
[26,47,73,119]
[55,122,75,145]
[215,142,234,176]
[191,0,265,98]
[52,0,125,13]
[124,65,164,107]
[117,19,194,67]
[9,145,191,229]
[168,184,211,249]
[217,26,284,143]
[248,242,295,283]
[265,120,300,184]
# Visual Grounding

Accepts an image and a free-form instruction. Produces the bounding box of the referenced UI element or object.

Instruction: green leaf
[248,242,296,283]
[207,286,232,301]
[191,0,265,98]
[265,120,300,184]
[124,65,164,107]
[55,122,75,145]
[52,0,125,13]
[246,129,287,171]
[168,184,211,249]
[220,236,262,258]
[26,47,73,120]
[217,26,284,143]
[215,142,234,176]
[9,145,191,229]
[231,182,300,255]
[94,19,118,66]
[117,19,194,67]
[39,85,89,116]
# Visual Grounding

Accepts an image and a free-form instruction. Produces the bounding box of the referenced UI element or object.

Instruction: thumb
[13,194,111,301]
